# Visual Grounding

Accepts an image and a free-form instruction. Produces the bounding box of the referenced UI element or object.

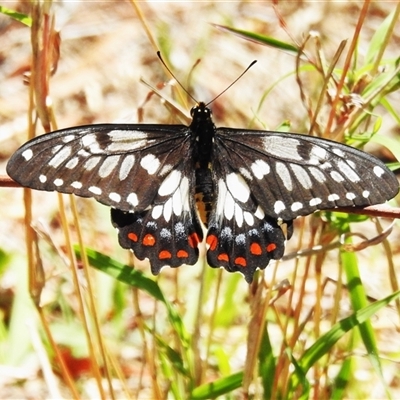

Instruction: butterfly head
[189,102,215,134]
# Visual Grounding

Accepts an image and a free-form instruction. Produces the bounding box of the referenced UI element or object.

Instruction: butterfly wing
[6,123,195,212]
[7,123,205,273]
[205,128,398,282]
[214,128,398,221]
[111,159,204,274]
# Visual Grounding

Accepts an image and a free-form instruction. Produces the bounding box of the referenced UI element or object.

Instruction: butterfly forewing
[214,128,398,221]
[7,124,193,212]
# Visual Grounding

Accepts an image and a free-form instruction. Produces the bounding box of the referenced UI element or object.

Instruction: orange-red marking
[159,250,172,259]
[266,243,277,252]
[188,232,201,248]
[143,234,156,246]
[128,232,138,242]
[177,249,189,258]
[250,242,262,255]
[234,257,247,267]
[217,253,229,262]
[206,234,218,251]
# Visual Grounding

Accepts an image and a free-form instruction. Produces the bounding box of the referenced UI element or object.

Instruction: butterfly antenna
[157,51,197,104]
[205,59,257,106]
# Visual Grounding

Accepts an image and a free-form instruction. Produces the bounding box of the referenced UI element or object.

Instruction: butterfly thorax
[190,102,216,226]
[190,102,215,167]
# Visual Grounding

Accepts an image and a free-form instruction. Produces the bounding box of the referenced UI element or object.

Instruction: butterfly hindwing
[111,161,204,274]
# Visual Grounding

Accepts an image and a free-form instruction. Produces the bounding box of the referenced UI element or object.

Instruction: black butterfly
[7,102,399,282]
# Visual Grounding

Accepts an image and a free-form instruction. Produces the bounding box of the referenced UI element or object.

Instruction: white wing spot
[332,148,345,157]
[163,198,172,222]
[158,170,181,196]
[82,134,102,154]
[172,189,183,216]
[263,137,302,160]
[226,173,250,202]
[234,204,243,228]
[89,186,102,195]
[84,156,101,171]
[338,161,360,182]
[160,164,173,176]
[127,193,138,207]
[308,166,326,183]
[22,149,33,161]
[254,206,265,220]
[62,135,76,143]
[320,162,332,169]
[180,177,190,212]
[346,192,356,200]
[39,175,47,183]
[151,205,163,219]
[373,166,385,177]
[106,131,149,151]
[276,162,292,191]
[109,192,121,203]
[140,154,160,175]
[49,146,72,168]
[251,159,270,179]
[291,202,303,212]
[362,190,370,198]
[224,192,235,220]
[119,154,135,181]
[347,160,356,169]
[328,193,340,201]
[290,164,312,189]
[54,178,63,186]
[330,171,344,182]
[99,155,121,178]
[309,197,322,206]
[216,180,228,221]
[274,200,286,214]
[239,167,253,181]
[71,181,82,189]
[244,211,254,226]
[65,157,79,170]
[309,146,328,164]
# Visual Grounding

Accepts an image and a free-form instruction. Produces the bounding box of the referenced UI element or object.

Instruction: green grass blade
[212,24,299,53]
[190,371,243,399]
[291,289,400,386]
[0,5,32,26]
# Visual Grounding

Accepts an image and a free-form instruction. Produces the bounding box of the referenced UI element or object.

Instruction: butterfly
[6,101,399,283]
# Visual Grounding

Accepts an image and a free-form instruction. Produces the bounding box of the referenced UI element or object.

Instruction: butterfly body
[7,102,398,282]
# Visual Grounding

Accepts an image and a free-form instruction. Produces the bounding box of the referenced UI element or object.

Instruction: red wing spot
[266,243,277,252]
[159,250,172,260]
[188,233,201,248]
[128,232,138,242]
[234,257,247,268]
[143,234,156,246]
[250,242,262,255]
[217,253,229,262]
[177,249,189,258]
[206,234,218,251]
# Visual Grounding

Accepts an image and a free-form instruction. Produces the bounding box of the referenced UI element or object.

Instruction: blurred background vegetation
[0,1,399,398]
